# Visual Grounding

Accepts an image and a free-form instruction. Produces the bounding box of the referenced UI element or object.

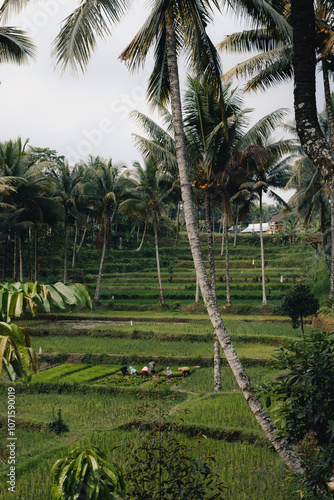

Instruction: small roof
[241,223,270,233]
[267,214,284,223]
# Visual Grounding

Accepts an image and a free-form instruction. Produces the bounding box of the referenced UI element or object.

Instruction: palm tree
[49,162,84,283]
[241,150,293,304]
[27,0,305,472]
[0,138,63,281]
[85,158,128,302]
[120,3,303,470]
[120,158,176,306]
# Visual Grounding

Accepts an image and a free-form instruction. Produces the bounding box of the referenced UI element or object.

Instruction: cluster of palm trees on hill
[2,0,333,475]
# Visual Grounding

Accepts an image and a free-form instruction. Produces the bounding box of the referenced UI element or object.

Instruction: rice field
[0,237,321,499]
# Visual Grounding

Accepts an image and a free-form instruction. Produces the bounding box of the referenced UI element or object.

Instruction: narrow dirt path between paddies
[34,315,290,327]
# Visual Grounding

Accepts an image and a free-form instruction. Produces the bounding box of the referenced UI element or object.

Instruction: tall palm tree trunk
[165,14,303,474]
[136,216,147,252]
[233,207,239,248]
[63,223,68,284]
[205,191,222,393]
[221,212,225,256]
[225,216,231,306]
[19,234,23,281]
[72,221,78,268]
[259,192,267,305]
[174,201,180,248]
[13,234,17,281]
[94,218,108,302]
[153,212,164,306]
[77,214,90,255]
[3,236,7,281]
[34,226,38,282]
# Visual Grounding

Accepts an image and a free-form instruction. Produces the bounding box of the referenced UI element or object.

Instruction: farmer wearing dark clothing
[121,365,128,377]
[149,358,156,375]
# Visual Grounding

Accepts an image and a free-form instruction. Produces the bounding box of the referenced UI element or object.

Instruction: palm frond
[226,0,292,40]
[52,0,129,73]
[0,27,35,64]
[238,108,289,148]
[119,0,168,71]
[218,28,289,54]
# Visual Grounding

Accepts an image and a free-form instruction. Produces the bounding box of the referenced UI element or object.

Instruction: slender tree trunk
[19,234,23,282]
[174,201,180,248]
[27,228,32,281]
[225,217,231,306]
[13,235,17,281]
[205,191,216,298]
[63,223,68,284]
[72,221,78,268]
[233,207,238,248]
[136,216,147,252]
[77,214,90,255]
[329,193,334,299]
[259,192,267,305]
[165,15,304,474]
[137,223,140,244]
[195,200,200,304]
[94,218,107,302]
[3,236,7,281]
[153,212,164,306]
[205,191,222,393]
[34,226,38,282]
[221,212,225,257]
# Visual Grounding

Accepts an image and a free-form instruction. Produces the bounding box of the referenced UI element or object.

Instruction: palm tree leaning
[120,1,303,472]
[21,0,306,473]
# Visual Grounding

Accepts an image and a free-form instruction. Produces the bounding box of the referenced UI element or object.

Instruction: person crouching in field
[149,358,156,376]
[178,367,190,379]
[141,366,149,377]
[166,367,173,379]
[121,365,129,378]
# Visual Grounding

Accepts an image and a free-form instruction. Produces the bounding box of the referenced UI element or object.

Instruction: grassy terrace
[0,235,324,498]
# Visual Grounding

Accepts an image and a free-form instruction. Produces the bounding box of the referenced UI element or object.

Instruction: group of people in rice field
[120,360,190,379]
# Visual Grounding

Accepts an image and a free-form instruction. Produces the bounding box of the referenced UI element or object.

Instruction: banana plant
[51,445,125,500]
[0,281,92,384]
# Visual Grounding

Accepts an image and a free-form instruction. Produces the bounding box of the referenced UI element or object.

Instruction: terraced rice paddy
[0,235,324,498]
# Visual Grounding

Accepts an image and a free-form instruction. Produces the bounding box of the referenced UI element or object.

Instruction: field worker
[141,366,149,377]
[166,367,173,379]
[129,366,138,376]
[178,366,190,379]
[149,358,156,375]
[120,365,129,377]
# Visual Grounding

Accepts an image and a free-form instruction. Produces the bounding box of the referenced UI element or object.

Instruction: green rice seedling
[31,364,92,383]
[62,365,121,383]
[172,393,262,432]
[179,366,283,394]
[32,336,276,360]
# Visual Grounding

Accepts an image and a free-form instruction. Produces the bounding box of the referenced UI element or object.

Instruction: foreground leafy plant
[51,445,125,499]
[124,402,225,499]
[261,331,334,495]
[0,280,92,383]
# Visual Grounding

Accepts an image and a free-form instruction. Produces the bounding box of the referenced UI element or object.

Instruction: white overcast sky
[0,0,325,186]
